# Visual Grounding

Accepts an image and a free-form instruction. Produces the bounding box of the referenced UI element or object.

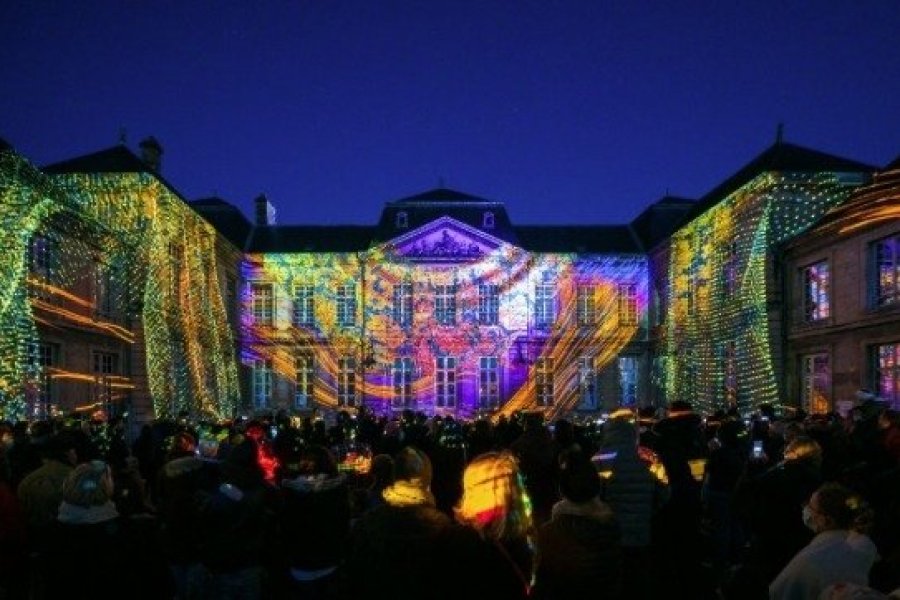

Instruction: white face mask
[802,505,816,532]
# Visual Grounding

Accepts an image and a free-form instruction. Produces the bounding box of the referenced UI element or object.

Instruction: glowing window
[252,358,272,409]
[28,342,56,419]
[802,261,830,322]
[337,284,357,327]
[392,357,414,408]
[618,283,638,325]
[801,353,830,414]
[618,356,638,407]
[293,284,315,327]
[434,284,456,326]
[251,283,274,326]
[536,357,554,406]
[92,351,118,408]
[393,282,413,326]
[338,357,356,407]
[871,235,900,308]
[578,356,597,410]
[479,356,499,409]
[874,343,900,410]
[535,282,555,329]
[295,352,314,409]
[435,356,457,408]
[576,285,595,326]
[94,261,114,319]
[478,284,499,325]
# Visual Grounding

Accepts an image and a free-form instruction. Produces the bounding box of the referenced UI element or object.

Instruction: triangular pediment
[382,216,506,262]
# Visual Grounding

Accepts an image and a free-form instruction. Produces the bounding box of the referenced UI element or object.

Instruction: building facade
[0,137,892,423]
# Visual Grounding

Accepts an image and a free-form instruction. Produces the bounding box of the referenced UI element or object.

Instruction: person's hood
[281,473,346,495]
[58,501,118,525]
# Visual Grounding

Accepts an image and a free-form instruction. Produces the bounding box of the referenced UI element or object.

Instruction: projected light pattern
[662,172,860,416]
[242,227,647,419]
[0,145,239,422]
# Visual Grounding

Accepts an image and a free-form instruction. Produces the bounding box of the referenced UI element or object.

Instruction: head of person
[803,482,871,534]
[455,451,533,541]
[558,448,601,503]
[369,453,395,490]
[393,446,432,487]
[62,460,114,508]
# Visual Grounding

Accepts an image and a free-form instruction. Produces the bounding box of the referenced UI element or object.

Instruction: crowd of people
[0,398,898,599]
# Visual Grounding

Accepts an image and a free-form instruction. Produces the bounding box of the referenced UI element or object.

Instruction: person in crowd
[157,429,220,600]
[278,444,351,599]
[195,438,276,600]
[454,450,536,599]
[44,460,171,599]
[345,446,461,599]
[510,411,559,526]
[770,482,878,600]
[360,452,394,512]
[737,435,824,581]
[593,412,669,599]
[16,430,78,552]
[703,417,748,575]
[532,447,622,599]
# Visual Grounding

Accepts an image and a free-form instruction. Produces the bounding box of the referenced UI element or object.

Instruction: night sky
[2,1,898,226]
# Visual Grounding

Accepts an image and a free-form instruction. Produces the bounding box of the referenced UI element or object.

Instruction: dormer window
[396,211,408,229]
[483,211,495,229]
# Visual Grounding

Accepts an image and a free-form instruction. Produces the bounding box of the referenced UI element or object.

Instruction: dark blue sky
[2,1,898,226]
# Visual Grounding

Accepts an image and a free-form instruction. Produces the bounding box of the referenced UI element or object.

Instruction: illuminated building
[0,136,888,423]
[783,157,900,412]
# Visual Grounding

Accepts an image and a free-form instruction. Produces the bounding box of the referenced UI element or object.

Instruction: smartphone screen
[752,441,764,458]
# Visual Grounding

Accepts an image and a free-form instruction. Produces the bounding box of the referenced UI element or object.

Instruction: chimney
[254,194,277,226]
[138,136,163,172]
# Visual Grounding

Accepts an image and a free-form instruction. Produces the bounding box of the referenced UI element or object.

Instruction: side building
[783,156,900,412]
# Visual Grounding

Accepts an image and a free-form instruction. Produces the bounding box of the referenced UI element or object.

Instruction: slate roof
[246,225,376,253]
[43,145,151,174]
[630,196,696,252]
[514,225,642,253]
[680,141,877,226]
[190,198,254,249]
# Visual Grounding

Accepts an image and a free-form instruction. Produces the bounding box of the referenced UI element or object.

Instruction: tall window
[479,356,500,409]
[293,284,315,327]
[295,352,314,409]
[434,284,456,325]
[338,357,356,407]
[28,235,55,300]
[251,283,273,326]
[872,235,900,307]
[393,282,413,326]
[479,284,499,325]
[252,359,272,409]
[92,351,118,408]
[723,241,738,298]
[337,284,357,327]
[874,343,900,409]
[94,262,114,319]
[28,342,56,418]
[535,281,555,329]
[619,356,638,407]
[435,356,457,408]
[801,353,830,414]
[803,260,830,321]
[723,341,737,407]
[578,356,597,410]
[576,285,595,326]
[618,283,638,325]
[392,357,414,408]
[535,357,554,406]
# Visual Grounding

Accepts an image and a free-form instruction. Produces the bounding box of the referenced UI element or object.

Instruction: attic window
[483,211,495,229]
[396,211,408,229]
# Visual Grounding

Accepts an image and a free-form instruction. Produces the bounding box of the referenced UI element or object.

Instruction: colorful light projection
[49,173,241,421]
[241,233,647,419]
[0,145,239,421]
[662,172,863,416]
